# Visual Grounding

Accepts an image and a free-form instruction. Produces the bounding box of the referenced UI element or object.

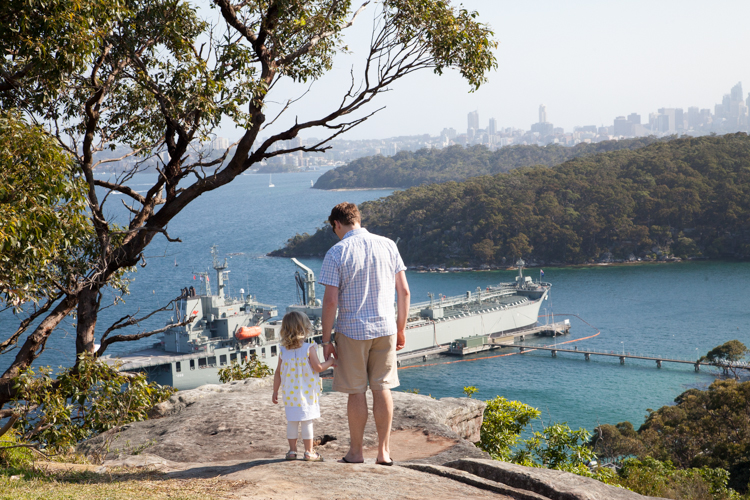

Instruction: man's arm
[395,271,411,351]
[321,284,339,360]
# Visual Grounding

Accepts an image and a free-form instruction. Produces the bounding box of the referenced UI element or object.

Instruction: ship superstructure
[109,250,550,389]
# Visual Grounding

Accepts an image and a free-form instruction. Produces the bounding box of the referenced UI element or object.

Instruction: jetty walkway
[498,344,707,371]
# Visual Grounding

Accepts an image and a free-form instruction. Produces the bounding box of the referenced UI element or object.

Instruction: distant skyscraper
[441,127,457,140]
[627,113,641,125]
[467,111,479,134]
[488,117,497,135]
[539,105,547,124]
[687,107,701,129]
[614,116,632,136]
[731,82,743,102]
[212,137,230,150]
[657,108,676,133]
[674,108,685,131]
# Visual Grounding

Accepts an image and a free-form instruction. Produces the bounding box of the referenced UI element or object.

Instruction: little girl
[272,311,335,461]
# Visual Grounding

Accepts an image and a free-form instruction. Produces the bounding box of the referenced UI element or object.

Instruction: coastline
[318,187,399,191]
[406,257,714,273]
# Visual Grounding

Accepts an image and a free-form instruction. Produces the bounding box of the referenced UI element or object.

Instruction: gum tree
[0,0,497,414]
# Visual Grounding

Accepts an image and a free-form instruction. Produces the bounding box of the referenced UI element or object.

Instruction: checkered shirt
[319,228,407,340]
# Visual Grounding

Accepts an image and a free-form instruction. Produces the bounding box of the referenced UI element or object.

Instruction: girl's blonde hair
[280,311,312,349]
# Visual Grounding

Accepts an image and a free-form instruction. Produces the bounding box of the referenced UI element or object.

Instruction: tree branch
[276,1,370,67]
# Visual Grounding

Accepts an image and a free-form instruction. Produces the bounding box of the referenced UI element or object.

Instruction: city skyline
[215,0,750,141]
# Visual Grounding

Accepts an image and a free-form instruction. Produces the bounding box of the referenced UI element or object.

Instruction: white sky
[216,0,750,140]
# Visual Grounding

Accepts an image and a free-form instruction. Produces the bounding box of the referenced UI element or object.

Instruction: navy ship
[107,248,551,389]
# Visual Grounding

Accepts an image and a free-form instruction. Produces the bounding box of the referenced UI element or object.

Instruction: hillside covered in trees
[313,136,665,189]
[272,133,750,266]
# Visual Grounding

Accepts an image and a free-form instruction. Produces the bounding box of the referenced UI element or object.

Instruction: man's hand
[324,343,338,360]
[396,329,406,351]
[272,391,278,404]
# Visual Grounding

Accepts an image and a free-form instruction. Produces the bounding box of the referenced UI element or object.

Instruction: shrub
[0,429,34,472]
[614,458,740,500]
[217,355,273,383]
[8,354,175,453]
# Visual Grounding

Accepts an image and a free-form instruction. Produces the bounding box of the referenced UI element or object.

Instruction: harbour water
[2,171,749,433]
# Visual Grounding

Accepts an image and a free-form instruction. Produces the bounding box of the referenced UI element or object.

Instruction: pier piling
[656,360,662,369]
[619,356,625,365]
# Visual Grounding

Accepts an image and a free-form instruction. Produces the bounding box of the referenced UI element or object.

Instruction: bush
[0,429,34,472]
[8,354,175,453]
[477,396,540,461]
[512,423,595,474]
[614,458,741,500]
[217,355,273,383]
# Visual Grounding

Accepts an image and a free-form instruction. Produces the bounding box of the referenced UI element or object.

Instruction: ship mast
[212,245,229,299]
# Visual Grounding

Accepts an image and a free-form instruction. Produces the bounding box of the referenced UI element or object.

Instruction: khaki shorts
[332,333,399,394]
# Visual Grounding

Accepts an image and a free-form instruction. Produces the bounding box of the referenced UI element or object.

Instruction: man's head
[328,202,361,239]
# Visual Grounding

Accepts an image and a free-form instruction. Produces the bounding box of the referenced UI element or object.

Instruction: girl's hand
[272,391,278,404]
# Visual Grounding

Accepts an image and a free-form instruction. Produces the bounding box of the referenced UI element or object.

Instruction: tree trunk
[0,294,78,409]
[76,287,99,356]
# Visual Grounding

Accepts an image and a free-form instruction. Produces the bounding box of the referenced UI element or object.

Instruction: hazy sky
[217,0,750,141]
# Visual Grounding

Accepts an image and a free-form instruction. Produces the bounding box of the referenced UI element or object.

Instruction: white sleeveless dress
[279,344,322,421]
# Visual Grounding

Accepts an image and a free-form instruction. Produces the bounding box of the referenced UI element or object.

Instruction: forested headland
[313,136,665,189]
[272,133,750,266]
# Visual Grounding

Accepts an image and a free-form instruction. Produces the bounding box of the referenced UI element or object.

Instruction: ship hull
[401,295,546,353]
[112,291,547,391]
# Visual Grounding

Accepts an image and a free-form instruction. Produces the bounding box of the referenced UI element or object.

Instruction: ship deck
[103,347,211,371]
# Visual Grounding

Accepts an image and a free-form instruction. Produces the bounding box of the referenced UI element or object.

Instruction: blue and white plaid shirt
[319,228,407,340]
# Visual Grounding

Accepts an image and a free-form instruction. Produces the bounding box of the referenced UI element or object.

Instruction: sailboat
[269,174,275,188]
[310,180,313,187]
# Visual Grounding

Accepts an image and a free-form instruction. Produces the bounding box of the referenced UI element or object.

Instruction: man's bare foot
[338,455,364,464]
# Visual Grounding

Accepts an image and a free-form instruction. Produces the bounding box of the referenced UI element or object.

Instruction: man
[319,202,410,465]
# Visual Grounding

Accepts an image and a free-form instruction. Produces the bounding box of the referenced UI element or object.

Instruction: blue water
[3,171,749,432]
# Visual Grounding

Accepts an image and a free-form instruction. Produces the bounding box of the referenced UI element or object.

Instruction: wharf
[497,345,748,372]
[447,321,571,356]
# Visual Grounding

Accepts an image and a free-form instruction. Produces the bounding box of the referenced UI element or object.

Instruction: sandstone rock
[80,379,488,465]
[117,458,516,499]
[81,381,670,500]
[444,458,669,500]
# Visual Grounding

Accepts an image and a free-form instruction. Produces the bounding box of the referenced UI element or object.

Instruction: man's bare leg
[343,392,368,463]
[372,389,393,463]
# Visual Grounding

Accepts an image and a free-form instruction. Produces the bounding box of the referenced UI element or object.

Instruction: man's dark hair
[328,202,361,227]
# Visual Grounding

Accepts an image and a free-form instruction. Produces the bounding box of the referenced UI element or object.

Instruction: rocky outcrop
[442,459,668,500]
[79,377,488,464]
[80,379,666,499]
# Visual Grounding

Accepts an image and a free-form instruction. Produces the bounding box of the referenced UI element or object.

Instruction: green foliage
[0,111,92,308]
[478,396,598,476]
[700,340,749,365]
[217,355,273,383]
[588,421,644,464]
[0,429,34,472]
[477,396,540,461]
[637,379,750,492]
[403,388,421,394]
[383,0,497,91]
[463,386,478,398]
[9,354,175,453]
[314,138,663,190]
[613,458,741,500]
[0,0,124,110]
[512,423,595,474]
[284,133,750,266]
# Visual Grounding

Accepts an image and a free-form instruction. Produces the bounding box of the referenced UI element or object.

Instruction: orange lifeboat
[235,326,262,340]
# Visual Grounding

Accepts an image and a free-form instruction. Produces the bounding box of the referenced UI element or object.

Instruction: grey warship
[109,249,551,389]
